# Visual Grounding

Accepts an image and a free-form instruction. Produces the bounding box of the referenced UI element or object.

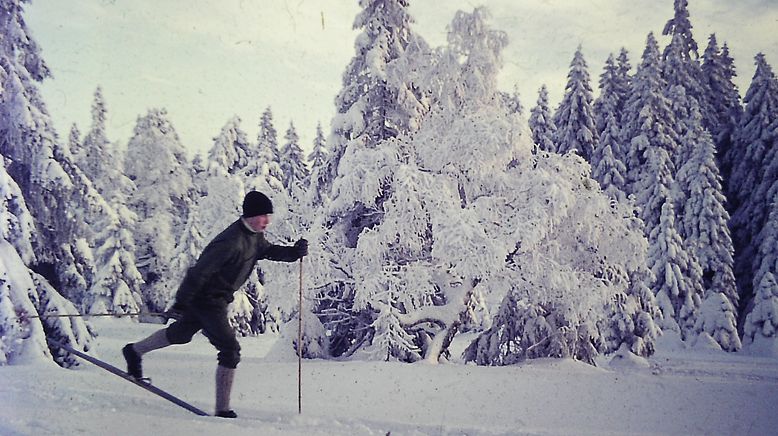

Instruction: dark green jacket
[175,219,300,307]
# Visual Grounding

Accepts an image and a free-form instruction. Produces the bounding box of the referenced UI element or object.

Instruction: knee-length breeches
[165,303,241,368]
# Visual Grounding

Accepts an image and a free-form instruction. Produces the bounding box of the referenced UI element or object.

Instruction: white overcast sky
[25,0,778,157]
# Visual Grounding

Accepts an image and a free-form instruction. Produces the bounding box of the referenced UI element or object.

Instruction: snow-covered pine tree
[279,121,310,192]
[676,101,739,350]
[702,35,742,181]
[727,54,778,319]
[317,0,426,195]
[124,109,193,312]
[528,85,556,153]
[552,46,597,161]
[622,33,680,197]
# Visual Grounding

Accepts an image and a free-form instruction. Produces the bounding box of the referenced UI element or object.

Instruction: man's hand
[163,302,186,322]
[294,238,309,258]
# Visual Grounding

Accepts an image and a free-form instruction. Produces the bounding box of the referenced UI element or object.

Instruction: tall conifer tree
[528,85,557,154]
[552,47,597,161]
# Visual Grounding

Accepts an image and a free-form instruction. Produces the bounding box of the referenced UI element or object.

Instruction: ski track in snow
[1,319,777,436]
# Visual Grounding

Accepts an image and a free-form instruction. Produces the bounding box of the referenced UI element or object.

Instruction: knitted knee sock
[215,365,236,413]
[132,329,170,356]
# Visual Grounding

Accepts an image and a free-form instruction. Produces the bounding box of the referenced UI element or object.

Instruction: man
[122,191,307,418]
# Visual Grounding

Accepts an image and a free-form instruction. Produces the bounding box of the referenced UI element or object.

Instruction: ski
[46,338,209,416]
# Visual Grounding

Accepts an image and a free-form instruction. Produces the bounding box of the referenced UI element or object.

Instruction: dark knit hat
[242,191,273,217]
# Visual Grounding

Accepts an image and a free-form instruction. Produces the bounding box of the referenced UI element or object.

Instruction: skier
[122,191,308,418]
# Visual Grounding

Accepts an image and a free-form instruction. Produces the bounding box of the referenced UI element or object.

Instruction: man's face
[245,214,271,232]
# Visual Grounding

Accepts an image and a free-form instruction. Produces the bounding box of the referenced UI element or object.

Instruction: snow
[1,318,776,435]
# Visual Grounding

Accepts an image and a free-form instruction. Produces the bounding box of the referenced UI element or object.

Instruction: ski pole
[298,257,303,415]
[24,312,165,320]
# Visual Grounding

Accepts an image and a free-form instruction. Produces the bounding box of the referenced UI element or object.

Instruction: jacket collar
[239,217,258,234]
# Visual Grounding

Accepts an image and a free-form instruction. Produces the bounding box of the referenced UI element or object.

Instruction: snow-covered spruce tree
[308,122,328,171]
[124,108,193,312]
[84,202,144,315]
[0,243,93,368]
[528,85,556,154]
[48,132,108,306]
[592,54,628,201]
[74,87,111,193]
[676,102,739,350]
[648,200,704,340]
[67,87,143,314]
[591,112,627,202]
[727,54,777,210]
[743,272,778,355]
[0,155,35,273]
[207,116,250,175]
[0,0,103,306]
[279,121,310,192]
[76,86,136,203]
[594,54,619,132]
[242,115,310,334]
[307,121,329,203]
[307,0,430,357]
[632,119,676,236]
[552,46,597,161]
[279,121,313,243]
[0,154,92,367]
[622,33,680,197]
[727,54,778,318]
[253,107,283,179]
[67,123,81,158]
[753,174,778,295]
[702,35,742,180]
[661,2,714,132]
[663,34,713,171]
[615,48,632,114]
[316,0,427,195]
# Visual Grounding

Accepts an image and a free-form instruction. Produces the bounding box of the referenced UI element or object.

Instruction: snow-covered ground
[1,319,776,436]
